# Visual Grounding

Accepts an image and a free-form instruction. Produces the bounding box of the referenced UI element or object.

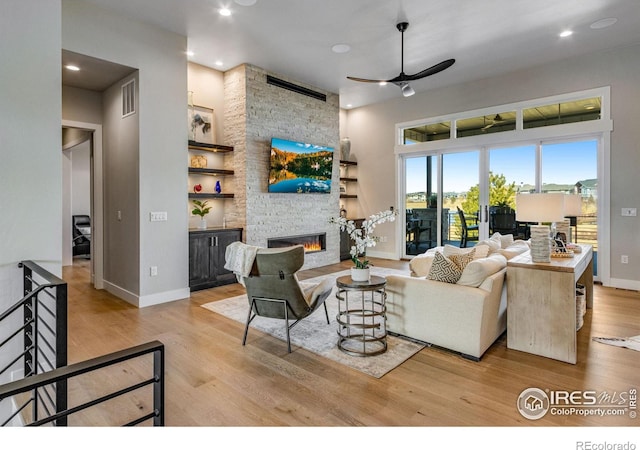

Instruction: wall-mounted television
[268,138,333,194]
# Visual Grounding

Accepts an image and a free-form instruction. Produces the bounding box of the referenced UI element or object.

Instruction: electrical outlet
[150,266,158,276]
[621,255,629,264]
[621,208,637,217]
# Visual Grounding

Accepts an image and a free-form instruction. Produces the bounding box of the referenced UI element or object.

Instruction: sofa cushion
[427,251,473,283]
[457,253,507,287]
[498,240,530,260]
[443,244,489,259]
[409,253,435,277]
[492,232,514,248]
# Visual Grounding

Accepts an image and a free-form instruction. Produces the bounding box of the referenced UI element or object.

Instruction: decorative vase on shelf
[198,218,207,230]
[215,180,221,193]
[340,137,351,161]
[350,267,370,282]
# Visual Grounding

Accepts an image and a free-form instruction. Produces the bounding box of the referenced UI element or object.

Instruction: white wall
[0,0,62,381]
[62,0,190,306]
[345,43,640,288]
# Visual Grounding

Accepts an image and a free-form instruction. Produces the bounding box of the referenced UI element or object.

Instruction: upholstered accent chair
[72,215,91,257]
[241,245,333,352]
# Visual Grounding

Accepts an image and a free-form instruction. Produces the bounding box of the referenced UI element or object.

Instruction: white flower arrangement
[330,210,397,269]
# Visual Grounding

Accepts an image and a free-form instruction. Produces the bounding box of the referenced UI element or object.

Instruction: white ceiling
[72,0,640,109]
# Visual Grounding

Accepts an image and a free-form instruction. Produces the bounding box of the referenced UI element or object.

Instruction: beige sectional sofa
[386,235,529,360]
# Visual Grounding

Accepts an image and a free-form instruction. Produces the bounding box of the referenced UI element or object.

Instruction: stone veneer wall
[224,64,341,269]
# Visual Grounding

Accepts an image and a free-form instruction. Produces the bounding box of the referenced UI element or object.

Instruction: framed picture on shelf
[188,105,215,144]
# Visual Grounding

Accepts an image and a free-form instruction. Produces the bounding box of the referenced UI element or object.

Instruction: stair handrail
[0,260,68,425]
[0,340,165,426]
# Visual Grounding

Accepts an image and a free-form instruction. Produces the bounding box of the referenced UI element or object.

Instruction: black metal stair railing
[0,340,165,426]
[0,261,67,425]
[0,260,165,426]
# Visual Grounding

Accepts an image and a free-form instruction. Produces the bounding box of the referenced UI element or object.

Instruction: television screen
[268,138,334,193]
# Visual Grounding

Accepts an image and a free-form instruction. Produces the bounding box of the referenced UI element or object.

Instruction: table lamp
[515,193,566,262]
[563,194,582,242]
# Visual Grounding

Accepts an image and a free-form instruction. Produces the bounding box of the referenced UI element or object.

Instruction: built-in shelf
[188,168,235,176]
[188,140,235,200]
[188,140,233,153]
[339,160,357,199]
[188,193,234,199]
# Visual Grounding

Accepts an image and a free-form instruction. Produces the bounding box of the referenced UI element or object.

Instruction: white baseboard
[606,278,640,292]
[138,287,191,308]
[366,250,398,261]
[104,281,190,308]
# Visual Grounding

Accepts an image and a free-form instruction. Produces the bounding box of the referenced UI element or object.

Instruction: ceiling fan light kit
[347,21,454,98]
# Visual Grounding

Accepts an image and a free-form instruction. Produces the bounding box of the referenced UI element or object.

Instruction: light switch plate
[150,211,168,222]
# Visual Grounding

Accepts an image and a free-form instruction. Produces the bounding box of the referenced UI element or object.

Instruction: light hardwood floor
[62,257,639,427]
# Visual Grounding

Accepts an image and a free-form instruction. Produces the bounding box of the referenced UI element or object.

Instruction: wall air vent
[121,79,136,118]
[266,75,326,102]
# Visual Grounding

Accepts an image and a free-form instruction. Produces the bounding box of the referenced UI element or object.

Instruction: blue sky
[271,137,333,154]
[406,140,597,194]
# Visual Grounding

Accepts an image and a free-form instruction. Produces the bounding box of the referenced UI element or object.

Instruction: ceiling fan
[347,21,455,97]
[481,114,505,130]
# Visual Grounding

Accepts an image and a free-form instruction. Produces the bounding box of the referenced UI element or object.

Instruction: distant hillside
[407,179,597,197]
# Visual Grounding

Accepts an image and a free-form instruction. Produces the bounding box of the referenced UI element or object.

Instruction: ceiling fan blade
[405,59,455,80]
[346,76,389,83]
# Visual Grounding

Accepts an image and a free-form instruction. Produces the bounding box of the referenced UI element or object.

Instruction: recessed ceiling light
[234,0,257,5]
[219,8,231,16]
[186,50,195,57]
[215,61,224,67]
[331,44,350,54]
[346,104,352,108]
[559,30,573,38]
[65,65,80,71]
[379,81,387,86]
[590,18,618,29]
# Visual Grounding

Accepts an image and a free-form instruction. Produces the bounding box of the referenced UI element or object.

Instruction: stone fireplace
[267,233,327,254]
[223,64,341,269]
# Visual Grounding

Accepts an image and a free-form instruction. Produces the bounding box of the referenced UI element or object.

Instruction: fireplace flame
[303,240,322,252]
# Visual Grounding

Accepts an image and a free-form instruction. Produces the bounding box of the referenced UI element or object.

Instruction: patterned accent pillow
[427,251,464,284]
[448,247,475,271]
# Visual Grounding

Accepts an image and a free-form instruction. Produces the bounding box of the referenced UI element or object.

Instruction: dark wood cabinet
[189,228,242,291]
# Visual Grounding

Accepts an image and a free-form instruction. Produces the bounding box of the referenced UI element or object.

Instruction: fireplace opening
[267,233,326,254]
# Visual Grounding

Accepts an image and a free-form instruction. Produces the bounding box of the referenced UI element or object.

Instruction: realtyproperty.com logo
[517,387,637,420]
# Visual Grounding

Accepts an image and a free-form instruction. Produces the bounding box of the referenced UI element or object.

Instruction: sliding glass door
[401,139,599,273]
[541,139,598,273]
[404,155,438,256]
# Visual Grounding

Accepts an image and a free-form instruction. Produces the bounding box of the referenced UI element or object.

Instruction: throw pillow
[491,232,514,248]
[443,244,488,259]
[448,248,475,270]
[409,253,435,277]
[457,254,508,287]
[427,251,464,284]
[477,238,501,253]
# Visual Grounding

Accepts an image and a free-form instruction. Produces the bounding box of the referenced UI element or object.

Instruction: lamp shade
[515,193,566,223]
[564,194,582,217]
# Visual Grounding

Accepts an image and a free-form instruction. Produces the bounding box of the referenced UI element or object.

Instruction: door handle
[484,205,489,223]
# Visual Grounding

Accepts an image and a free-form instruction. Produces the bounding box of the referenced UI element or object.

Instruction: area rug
[201,267,425,378]
[592,335,640,352]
